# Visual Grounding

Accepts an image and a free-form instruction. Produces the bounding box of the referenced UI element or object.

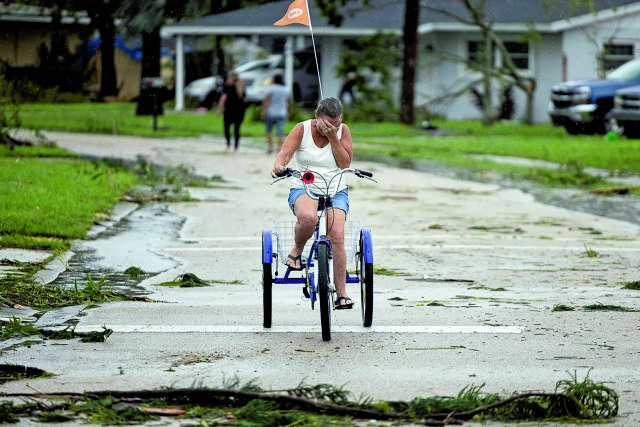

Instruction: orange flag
[273,0,310,26]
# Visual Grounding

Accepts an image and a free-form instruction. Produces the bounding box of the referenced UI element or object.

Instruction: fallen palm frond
[0,372,618,425]
[158,273,209,288]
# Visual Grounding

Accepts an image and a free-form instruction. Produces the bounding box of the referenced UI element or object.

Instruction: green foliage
[235,399,305,426]
[552,304,576,312]
[584,245,600,258]
[622,280,640,290]
[337,32,401,122]
[74,395,157,424]
[0,317,40,340]
[159,273,209,287]
[0,63,21,145]
[0,373,621,424]
[0,272,135,310]
[288,382,351,405]
[14,103,640,183]
[583,303,632,312]
[408,385,500,418]
[0,156,137,245]
[124,266,146,278]
[80,326,113,343]
[555,370,618,419]
[0,401,38,423]
[526,161,605,187]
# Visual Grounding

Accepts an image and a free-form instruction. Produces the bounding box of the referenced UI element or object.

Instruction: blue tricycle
[262,167,376,341]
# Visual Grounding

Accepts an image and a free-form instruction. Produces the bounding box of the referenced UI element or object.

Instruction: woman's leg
[223,114,232,148]
[326,208,349,303]
[234,109,245,150]
[288,195,317,269]
[234,117,241,150]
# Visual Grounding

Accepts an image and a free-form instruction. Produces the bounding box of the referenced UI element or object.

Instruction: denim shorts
[288,188,349,215]
[265,116,286,136]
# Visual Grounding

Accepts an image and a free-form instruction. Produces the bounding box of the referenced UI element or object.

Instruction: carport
[160,0,400,110]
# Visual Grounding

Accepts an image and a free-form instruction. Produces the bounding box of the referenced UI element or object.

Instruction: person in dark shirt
[216,72,246,151]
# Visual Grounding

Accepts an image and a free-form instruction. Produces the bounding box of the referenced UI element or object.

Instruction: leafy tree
[337,32,401,121]
[316,0,418,124]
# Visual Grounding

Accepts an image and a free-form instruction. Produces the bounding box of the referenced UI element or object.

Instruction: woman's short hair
[273,74,283,85]
[316,97,342,118]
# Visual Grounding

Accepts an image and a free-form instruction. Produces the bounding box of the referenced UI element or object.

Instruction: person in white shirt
[262,74,291,154]
[271,97,355,309]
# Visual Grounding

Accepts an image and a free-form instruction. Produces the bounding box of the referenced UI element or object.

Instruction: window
[467,41,494,66]
[504,41,529,69]
[602,43,634,71]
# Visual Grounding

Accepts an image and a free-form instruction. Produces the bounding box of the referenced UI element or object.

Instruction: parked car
[184,76,222,104]
[241,49,320,106]
[548,58,640,135]
[184,58,278,109]
[607,85,640,138]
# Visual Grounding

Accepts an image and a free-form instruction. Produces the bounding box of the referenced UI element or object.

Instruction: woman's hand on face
[318,118,337,139]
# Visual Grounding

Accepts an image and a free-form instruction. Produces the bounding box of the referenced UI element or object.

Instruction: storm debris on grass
[0,372,618,425]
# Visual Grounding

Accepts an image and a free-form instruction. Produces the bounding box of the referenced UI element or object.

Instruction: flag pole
[305,0,323,99]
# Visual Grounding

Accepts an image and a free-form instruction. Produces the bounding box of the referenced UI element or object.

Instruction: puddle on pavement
[366,155,640,226]
[50,203,184,297]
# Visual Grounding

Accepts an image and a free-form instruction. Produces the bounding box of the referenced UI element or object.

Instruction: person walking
[216,72,246,151]
[262,74,291,154]
[270,97,355,309]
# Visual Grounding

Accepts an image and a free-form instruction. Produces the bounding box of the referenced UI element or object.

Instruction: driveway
[2,131,639,426]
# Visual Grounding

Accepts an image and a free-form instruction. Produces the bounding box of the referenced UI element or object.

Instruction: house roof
[162,0,640,37]
[0,3,90,25]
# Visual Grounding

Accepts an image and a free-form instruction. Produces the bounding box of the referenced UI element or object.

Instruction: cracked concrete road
[2,131,639,426]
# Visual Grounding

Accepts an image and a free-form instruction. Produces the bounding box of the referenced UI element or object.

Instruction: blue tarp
[72,36,173,68]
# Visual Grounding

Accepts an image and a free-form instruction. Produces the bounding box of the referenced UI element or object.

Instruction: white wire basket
[272,220,362,265]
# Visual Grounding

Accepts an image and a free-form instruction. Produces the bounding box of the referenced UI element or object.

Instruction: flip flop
[334,296,354,310]
[286,254,305,271]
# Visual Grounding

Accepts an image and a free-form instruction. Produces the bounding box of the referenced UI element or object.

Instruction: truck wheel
[564,123,581,135]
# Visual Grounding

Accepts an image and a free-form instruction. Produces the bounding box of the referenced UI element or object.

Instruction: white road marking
[163,244,640,252]
[184,234,637,243]
[74,325,522,334]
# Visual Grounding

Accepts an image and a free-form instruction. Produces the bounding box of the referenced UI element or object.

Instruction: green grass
[16,103,640,185]
[4,102,639,251]
[0,155,137,249]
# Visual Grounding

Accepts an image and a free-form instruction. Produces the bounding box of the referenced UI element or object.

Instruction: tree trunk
[98,19,118,97]
[400,0,420,125]
[523,79,536,125]
[141,29,162,78]
[481,30,493,126]
[84,0,120,98]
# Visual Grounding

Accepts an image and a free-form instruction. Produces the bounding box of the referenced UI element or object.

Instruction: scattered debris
[79,326,113,343]
[0,373,618,425]
[0,364,50,385]
[123,266,145,279]
[159,273,209,288]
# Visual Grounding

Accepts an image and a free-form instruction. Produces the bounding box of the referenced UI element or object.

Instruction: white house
[162,0,640,123]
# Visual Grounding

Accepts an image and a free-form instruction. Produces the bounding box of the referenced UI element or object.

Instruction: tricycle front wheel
[262,230,273,328]
[358,229,374,327]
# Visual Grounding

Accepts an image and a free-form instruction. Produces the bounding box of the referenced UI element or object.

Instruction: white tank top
[291,120,347,195]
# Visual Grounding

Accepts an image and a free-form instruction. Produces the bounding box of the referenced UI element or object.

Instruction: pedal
[302,286,310,298]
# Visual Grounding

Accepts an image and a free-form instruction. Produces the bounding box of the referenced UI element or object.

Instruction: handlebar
[274,167,374,179]
[272,167,376,201]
